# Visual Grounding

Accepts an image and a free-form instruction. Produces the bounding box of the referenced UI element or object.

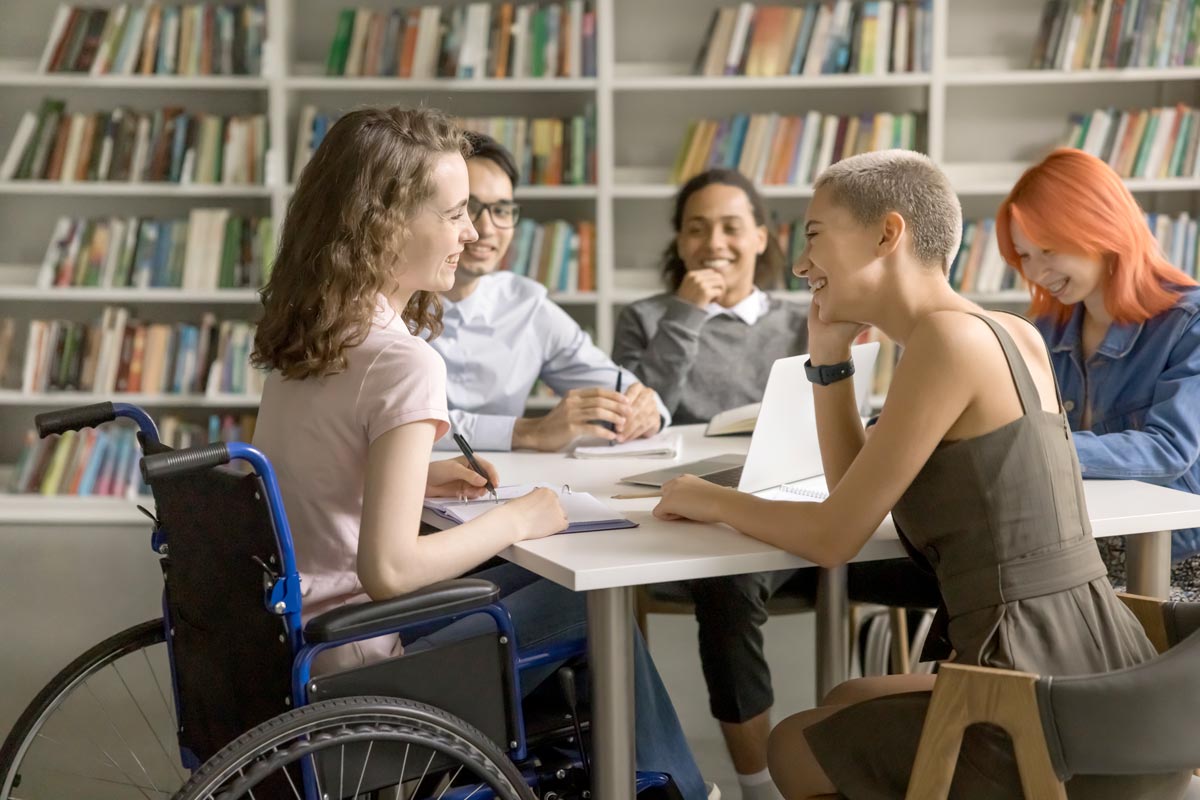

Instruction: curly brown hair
[661,168,784,292]
[253,106,470,380]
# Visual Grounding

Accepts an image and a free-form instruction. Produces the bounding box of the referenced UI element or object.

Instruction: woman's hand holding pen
[425,456,500,500]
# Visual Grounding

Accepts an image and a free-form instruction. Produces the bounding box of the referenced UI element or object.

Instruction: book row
[1031,0,1200,70]
[37,212,274,291]
[38,2,266,76]
[1147,210,1200,280]
[1,99,267,186]
[8,412,258,498]
[502,219,596,292]
[673,111,920,185]
[0,310,262,398]
[1065,104,1200,180]
[325,2,596,79]
[293,108,596,186]
[694,0,932,78]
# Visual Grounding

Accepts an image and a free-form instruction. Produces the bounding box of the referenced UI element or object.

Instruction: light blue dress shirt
[427,271,670,451]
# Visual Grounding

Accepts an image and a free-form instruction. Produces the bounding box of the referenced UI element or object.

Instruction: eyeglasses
[468,196,520,229]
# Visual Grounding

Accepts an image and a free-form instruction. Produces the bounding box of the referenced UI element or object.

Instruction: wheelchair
[1,402,680,799]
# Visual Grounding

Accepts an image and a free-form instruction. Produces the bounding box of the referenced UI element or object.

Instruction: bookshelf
[3,0,1200,523]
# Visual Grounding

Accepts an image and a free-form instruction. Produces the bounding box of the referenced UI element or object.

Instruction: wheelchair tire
[174,695,536,800]
[0,618,186,799]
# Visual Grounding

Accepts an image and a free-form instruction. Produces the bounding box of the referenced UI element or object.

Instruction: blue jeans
[414,562,707,800]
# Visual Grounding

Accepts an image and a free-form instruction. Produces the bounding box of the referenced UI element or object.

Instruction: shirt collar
[372,293,409,333]
[441,276,501,326]
[705,288,771,325]
[1050,302,1144,359]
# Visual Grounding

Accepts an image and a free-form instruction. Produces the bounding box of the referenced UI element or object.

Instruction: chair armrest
[304,579,500,644]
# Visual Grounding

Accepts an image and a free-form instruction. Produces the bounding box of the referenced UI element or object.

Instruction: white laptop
[620,341,880,492]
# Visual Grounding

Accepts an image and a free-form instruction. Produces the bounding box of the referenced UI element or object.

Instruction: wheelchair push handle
[35,402,117,437]
[141,442,231,482]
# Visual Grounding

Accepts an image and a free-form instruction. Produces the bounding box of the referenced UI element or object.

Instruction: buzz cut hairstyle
[813,150,963,273]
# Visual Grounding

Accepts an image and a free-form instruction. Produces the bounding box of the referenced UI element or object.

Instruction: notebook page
[425,483,624,525]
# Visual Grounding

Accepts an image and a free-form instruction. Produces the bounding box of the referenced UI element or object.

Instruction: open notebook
[422,483,638,533]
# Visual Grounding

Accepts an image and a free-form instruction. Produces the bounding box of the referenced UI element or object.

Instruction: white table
[458,425,1200,800]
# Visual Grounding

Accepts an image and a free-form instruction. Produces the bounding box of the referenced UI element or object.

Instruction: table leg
[1126,530,1172,599]
[816,565,849,700]
[587,586,636,800]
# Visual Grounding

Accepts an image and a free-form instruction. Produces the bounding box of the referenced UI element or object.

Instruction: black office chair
[906,593,1200,799]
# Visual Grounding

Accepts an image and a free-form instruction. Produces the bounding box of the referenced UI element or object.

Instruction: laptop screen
[737,341,881,494]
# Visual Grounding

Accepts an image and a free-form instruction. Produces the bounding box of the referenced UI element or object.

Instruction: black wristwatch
[804,356,855,386]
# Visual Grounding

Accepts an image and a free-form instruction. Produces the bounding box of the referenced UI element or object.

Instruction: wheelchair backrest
[144,442,294,765]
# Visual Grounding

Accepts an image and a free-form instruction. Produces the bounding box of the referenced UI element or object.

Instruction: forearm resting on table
[715,490,858,569]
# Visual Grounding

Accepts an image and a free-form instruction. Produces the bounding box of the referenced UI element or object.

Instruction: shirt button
[1063,400,1075,412]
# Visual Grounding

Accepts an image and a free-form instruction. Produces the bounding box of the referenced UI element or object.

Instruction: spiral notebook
[422,483,638,533]
[753,480,829,502]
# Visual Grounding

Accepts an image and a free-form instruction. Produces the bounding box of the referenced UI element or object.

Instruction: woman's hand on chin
[807,301,870,363]
[653,474,727,522]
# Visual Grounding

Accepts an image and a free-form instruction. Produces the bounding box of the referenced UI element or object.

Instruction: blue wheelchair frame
[93,401,669,798]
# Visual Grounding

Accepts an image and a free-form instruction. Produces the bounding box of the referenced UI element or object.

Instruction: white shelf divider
[0,391,262,408]
[0,181,272,198]
[0,58,270,89]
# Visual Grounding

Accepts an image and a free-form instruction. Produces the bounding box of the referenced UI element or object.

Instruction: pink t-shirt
[253,297,450,672]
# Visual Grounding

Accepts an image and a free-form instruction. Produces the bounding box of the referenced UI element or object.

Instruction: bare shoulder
[904,309,1001,364]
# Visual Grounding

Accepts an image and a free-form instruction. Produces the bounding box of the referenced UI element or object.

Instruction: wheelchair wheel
[174,696,535,800]
[0,619,187,799]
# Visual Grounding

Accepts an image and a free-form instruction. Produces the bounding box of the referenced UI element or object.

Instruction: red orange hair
[996,148,1196,325]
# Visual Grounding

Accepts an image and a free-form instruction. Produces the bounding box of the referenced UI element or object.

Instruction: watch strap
[804,357,855,386]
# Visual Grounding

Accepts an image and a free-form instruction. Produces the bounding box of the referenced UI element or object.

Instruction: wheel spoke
[414,750,436,797]
[352,740,374,798]
[433,765,463,799]
[143,644,179,730]
[114,658,186,784]
[84,681,162,796]
[280,756,304,800]
[394,742,410,800]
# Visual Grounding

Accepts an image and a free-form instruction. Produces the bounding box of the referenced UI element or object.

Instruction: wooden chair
[905,594,1200,799]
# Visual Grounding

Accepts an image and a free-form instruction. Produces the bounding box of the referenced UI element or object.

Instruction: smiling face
[1009,214,1106,307]
[795,186,882,321]
[457,156,517,279]
[675,183,768,304]
[395,151,478,294]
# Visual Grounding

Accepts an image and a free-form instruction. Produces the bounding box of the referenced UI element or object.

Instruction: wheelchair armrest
[304,579,501,644]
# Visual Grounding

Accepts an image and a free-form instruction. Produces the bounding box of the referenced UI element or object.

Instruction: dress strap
[967,312,1043,416]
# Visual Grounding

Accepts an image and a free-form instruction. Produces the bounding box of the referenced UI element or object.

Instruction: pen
[610,370,623,447]
[451,432,498,502]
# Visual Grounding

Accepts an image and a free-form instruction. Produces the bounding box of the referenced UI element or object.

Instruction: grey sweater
[614,293,809,425]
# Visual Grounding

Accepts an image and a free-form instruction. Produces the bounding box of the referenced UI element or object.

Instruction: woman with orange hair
[998,148,1200,580]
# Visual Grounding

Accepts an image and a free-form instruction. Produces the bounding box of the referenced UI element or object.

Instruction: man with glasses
[430,131,669,452]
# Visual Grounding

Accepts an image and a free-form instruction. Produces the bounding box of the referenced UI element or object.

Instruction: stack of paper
[572,431,681,459]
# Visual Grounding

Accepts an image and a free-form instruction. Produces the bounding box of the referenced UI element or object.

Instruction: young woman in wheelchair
[651,150,1191,799]
[250,105,707,798]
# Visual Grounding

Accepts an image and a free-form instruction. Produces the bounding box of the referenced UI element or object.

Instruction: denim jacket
[1036,285,1200,561]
